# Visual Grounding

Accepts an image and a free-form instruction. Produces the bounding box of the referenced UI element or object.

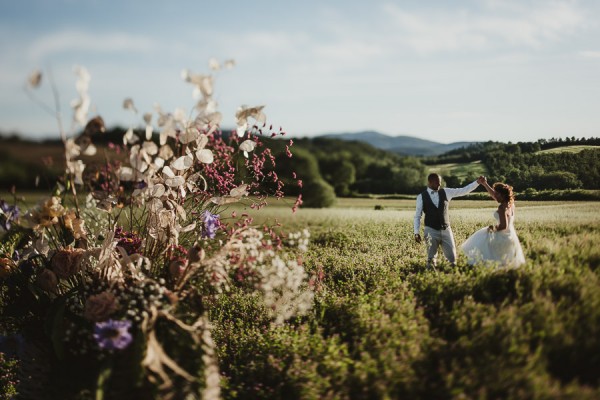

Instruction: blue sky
[1,0,599,143]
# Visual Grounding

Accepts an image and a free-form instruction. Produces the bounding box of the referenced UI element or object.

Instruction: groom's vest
[422,189,450,230]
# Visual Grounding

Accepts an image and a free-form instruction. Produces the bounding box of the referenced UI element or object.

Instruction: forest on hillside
[1,131,599,203]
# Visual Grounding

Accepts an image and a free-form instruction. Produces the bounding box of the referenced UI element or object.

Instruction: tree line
[1,131,599,207]
[425,137,600,191]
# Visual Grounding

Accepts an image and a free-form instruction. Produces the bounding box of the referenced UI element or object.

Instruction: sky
[1,0,599,144]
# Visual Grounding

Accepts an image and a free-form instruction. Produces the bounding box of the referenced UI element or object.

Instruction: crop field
[213,198,600,399]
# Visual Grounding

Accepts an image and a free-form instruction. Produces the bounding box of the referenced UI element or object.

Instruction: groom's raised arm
[444,180,480,201]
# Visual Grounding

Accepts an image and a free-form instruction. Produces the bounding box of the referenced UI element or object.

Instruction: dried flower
[84,291,119,322]
[235,105,266,136]
[28,69,42,88]
[36,269,59,293]
[94,319,133,350]
[63,210,87,239]
[169,260,187,279]
[239,139,256,158]
[51,248,85,279]
[0,258,15,279]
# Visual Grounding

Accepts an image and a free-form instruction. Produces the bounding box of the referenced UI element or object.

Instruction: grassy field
[212,198,600,399]
[536,145,600,154]
[426,160,489,181]
[3,191,600,398]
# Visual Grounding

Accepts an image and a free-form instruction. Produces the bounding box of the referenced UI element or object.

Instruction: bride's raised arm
[478,176,500,201]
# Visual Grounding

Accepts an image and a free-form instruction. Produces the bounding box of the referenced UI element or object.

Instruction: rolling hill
[318,130,475,156]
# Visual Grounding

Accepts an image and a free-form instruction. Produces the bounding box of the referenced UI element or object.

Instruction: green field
[212,198,600,398]
[426,160,488,181]
[536,145,600,154]
[3,193,600,398]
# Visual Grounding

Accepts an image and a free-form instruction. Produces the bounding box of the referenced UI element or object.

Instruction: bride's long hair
[493,182,515,206]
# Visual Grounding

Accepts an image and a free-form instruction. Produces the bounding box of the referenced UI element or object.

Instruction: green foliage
[210,200,600,399]
[289,137,427,195]
[319,159,356,196]
[301,179,336,208]
[426,139,600,191]
[0,352,18,400]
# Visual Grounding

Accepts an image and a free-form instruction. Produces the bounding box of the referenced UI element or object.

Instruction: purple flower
[201,210,220,239]
[0,200,19,231]
[93,319,133,351]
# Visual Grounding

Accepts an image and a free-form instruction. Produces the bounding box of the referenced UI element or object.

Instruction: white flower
[123,98,137,113]
[223,59,236,69]
[162,166,185,188]
[71,65,91,126]
[123,127,139,145]
[208,58,220,71]
[235,105,266,136]
[182,69,214,98]
[210,184,249,205]
[67,160,85,185]
[171,155,193,171]
[196,149,214,164]
[239,140,256,158]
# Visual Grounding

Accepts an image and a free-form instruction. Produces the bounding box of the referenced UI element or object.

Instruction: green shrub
[301,179,336,208]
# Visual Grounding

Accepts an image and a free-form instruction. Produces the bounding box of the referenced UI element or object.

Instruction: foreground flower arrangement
[0,61,312,399]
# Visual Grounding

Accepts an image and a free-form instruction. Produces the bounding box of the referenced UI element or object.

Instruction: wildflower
[0,200,19,231]
[84,291,119,322]
[93,319,133,351]
[201,211,220,239]
[115,227,142,255]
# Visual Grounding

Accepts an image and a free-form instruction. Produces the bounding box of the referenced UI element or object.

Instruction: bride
[461,177,525,267]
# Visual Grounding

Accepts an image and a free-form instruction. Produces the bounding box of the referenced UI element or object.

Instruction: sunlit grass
[426,160,489,180]
[536,145,600,154]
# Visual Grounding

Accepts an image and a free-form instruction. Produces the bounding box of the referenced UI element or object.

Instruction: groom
[414,174,483,268]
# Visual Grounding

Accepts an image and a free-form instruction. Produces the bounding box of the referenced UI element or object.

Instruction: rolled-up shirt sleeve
[414,193,423,234]
[444,180,479,201]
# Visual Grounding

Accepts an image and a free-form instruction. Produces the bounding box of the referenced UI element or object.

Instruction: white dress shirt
[413,180,479,234]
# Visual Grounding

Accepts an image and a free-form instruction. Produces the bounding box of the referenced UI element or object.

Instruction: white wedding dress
[461,208,525,267]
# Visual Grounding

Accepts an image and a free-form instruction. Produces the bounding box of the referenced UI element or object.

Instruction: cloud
[579,50,600,58]
[382,1,585,53]
[27,30,154,60]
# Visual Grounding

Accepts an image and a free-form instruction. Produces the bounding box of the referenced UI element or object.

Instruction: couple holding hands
[414,174,525,268]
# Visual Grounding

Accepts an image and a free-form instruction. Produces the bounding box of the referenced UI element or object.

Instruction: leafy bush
[301,179,336,208]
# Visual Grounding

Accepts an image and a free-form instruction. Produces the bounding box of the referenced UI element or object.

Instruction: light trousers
[424,226,457,267]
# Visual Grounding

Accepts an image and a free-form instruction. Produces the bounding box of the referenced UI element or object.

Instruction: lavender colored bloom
[93,319,133,351]
[0,200,19,231]
[201,210,220,239]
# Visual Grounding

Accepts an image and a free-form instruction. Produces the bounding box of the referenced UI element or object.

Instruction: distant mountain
[318,130,475,156]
